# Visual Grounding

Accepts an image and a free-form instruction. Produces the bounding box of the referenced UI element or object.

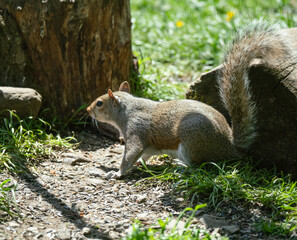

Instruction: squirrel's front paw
[104,170,121,180]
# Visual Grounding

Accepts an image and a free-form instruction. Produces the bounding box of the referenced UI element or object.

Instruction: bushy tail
[219,24,289,152]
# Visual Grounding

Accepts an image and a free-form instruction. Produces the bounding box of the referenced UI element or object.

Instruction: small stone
[211,228,221,237]
[104,154,113,158]
[137,213,148,221]
[175,198,184,202]
[167,219,186,231]
[104,216,114,223]
[104,171,120,180]
[63,158,77,165]
[58,228,71,240]
[35,233,43,239]
[118,219,130,225]
[86,178,105,186]
[62,153,91,165]
[61,153,81,158]
[81,227,91,235]
[109,231,119,239]
[109,147,124,154]
[27,226,39,234]
[200,214,229,228]
[88,168,106,177]
[136,195,147,203]
[40,174,53,183]
[8,221,20,228]
[222,225,240,234]
[71,203,84,212]
[113,208,122,213]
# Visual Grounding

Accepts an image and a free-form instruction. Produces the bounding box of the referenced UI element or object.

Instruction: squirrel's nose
[87,106,92,113]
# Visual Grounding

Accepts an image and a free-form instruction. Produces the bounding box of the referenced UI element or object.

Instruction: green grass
[0,110,75,218]
[122,204,228,240]
[136,159,297,238]
[0,179,18,221]
[0,111,75,171]
[131,0,297,100]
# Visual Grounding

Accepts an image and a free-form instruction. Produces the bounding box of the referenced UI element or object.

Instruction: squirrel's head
[87,81,130,124]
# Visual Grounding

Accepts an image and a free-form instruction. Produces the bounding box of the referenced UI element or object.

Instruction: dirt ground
[0,128,292,240]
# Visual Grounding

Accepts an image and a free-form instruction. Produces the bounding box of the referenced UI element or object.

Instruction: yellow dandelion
[226,11,235,21]
[176,20,184,28]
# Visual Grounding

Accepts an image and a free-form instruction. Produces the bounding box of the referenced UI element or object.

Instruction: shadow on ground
[16,167,112,239]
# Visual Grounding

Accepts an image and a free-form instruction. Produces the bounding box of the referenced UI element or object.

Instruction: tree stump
[0,0,132,120]
[187,28,297,177]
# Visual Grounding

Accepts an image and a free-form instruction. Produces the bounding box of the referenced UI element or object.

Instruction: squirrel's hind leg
[177,143,192,166]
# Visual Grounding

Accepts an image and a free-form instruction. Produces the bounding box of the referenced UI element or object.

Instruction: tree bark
[0,0,132,120]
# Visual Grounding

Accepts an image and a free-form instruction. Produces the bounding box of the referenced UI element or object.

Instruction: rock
[39,174,53,183]
[104,170,121,180]
[118,219,130,226]
[104,216,114,223]
[136,195,147,203]
[87,168,106,177]
[27,226,39,234]
[222,225,240,234]
[167,219,186,230]
[109,231,119,239]
[57,228,71,240]
[109,147,124,154]
[175,197,184,202]
[137,213,149,221]
[81,227,91,235]
[45,229,57,239]
[0,87,42,118]
[71,203,84,212]
[62,153,91,165]
[8,221,20,228]
[86,178,105,186]
[200,214,228,228]
[200,214,240,234]
[211,228,221,238]
[186,27,297,177]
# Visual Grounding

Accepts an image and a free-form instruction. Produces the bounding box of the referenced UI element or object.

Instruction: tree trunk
[0,0,132,120]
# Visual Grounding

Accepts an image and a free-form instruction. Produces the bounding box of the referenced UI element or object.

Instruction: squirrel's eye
[96,100,103,107]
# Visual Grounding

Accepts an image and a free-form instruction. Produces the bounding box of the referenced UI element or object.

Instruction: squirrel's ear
[119,81,130,93]
[108,89,116,100]
[108,89,119,106]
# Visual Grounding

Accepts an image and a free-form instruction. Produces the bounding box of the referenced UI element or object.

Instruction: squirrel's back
[219,23,292,152]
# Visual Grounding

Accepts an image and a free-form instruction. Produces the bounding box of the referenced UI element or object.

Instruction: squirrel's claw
[104,170,121,180]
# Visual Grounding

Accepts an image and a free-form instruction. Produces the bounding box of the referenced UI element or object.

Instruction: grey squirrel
[87,25,289,179]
